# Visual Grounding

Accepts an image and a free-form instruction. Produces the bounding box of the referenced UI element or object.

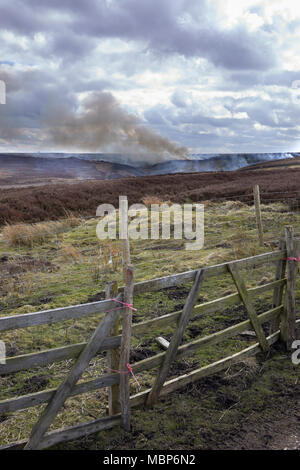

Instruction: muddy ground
[54,343,299,451]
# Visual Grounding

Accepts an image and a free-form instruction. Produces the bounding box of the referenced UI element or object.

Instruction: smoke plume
[44,91,188,161]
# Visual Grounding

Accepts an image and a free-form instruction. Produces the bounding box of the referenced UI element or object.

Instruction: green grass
[0,200,299,448]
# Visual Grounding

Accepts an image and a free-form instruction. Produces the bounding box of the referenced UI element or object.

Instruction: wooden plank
[0,415,122,451]
[253,184,264,246]
[0,299,117,332]
[0,372,121,415]
[7,282,264,372]
[130,250,284,294]
[0,251,284,334]
[176,306,281,359]
[132,331,280,408]
[0,336,120,375]
[132,279,286,336]
[228,263,269,351]
[119,264,134,431]
[146,269,205,407]
[24,297,123,450]
[0,306,281,416]
[281,226,297,350]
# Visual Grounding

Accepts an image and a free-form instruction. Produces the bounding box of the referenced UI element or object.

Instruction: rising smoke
[44,91,188,162]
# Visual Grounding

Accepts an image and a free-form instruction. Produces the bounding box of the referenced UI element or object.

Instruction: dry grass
[60,244,81,262]
[2,215,81,247]
[142,196,173,208]
[90,242,122,283]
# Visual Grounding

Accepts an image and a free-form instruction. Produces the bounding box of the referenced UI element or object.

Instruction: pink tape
[105,298,140,388]
[108,298,137,311]
[107,363,141,389]
[126,363,141,388]
[286,256,300,262]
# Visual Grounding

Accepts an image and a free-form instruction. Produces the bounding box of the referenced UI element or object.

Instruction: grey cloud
[228,70,300,89]
[46,32,96,63]
[0,0,277,71]
[0,1,299,155]
[171,90,189,108]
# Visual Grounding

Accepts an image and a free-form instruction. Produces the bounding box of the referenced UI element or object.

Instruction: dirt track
[224,397,300,450]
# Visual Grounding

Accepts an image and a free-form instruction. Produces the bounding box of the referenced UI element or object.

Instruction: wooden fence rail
[0,250,285,333]
[0,234,299,450]
[0,280,285,375]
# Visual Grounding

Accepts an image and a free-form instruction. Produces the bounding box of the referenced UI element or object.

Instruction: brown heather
[0,167,300,225]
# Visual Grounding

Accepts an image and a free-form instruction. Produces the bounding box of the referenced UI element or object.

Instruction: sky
[0,0,300,158]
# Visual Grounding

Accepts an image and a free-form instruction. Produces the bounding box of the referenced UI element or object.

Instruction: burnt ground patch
[130,347,156,362]
[17,375,50,395]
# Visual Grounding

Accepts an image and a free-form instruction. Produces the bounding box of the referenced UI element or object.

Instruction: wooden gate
[0,227,299,450]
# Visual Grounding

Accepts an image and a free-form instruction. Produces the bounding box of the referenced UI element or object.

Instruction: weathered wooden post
[253,185,264,246]
[106,281,120,415]
[270,237,287,334]
[119,195,135,431]
[280,226,297,350]
[119,196,131,280]
[119,264,134,431]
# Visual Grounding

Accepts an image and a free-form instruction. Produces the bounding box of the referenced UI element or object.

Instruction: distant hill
[0,152,299,187]
[239,156,300,171]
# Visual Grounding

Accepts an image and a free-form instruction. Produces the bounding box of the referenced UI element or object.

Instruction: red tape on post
[107,364,141,389]
[106,299,140,388]
[286,256,300,262]
[106,298,137,311]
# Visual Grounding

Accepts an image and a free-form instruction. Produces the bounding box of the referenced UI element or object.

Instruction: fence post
[119,264,134,431]
[106,281,120,415]
[253,185,264,246]
[280,226,296,350]
[119,196,131,282]
[270,238,287,333]
[119,195,134,431]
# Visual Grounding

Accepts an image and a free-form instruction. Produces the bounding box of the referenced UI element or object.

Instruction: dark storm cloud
[0,0,276,71]
[47,33,95,62]
[0,65,77,143]
[0,2,48,35]
[71,0,276,71]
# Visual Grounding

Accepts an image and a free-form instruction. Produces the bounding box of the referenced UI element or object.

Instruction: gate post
[106,281,120,415]
[280,226,297,350]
